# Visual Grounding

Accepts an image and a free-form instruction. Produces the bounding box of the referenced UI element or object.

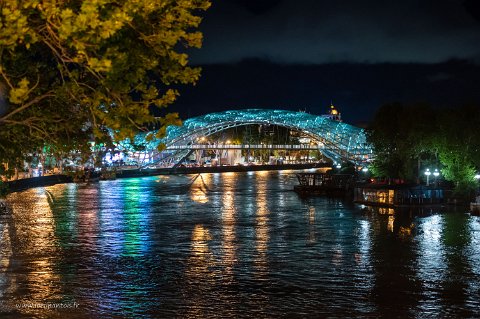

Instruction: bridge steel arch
[135,109,373,166]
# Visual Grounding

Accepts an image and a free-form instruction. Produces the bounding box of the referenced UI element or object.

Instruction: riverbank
[3,163,324,194]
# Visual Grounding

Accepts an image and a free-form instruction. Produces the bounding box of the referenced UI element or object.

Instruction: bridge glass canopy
[132,109,373,165]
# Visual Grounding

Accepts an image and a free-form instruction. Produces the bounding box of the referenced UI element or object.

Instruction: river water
[1,171,480,318]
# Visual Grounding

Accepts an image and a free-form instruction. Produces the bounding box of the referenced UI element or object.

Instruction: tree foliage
[368,102,480,198]
[434,105,480,198]
[367,103,435,181]
[0,0,210,175]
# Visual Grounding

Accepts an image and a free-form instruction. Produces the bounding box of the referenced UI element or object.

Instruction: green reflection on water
[121,178,151,257]
[50,184,79,249]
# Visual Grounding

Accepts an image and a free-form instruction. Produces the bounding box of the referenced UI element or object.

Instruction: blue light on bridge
[123,109,373,166]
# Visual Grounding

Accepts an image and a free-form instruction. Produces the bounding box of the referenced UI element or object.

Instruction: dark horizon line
[189,56,480,67]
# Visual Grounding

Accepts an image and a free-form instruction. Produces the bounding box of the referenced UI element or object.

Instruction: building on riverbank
[354,184,445,207]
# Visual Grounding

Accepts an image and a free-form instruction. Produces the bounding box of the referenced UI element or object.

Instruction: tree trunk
[58,157,63,174]
[417,157,421,184]
[40,155,46,176]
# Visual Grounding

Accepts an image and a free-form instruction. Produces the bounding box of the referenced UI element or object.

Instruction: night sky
[171,0,480,125]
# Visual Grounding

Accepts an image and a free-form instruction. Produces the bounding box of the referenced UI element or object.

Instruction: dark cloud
[464,0,480,22]
[175,1,480,123]
[232,0,283,15]
[191,0,480,64]
[172,59,480,123]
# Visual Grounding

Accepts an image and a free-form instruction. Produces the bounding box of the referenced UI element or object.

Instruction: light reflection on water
[1,171,480,318]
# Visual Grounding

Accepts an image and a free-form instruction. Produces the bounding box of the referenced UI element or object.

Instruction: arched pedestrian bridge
[129,109,373,166]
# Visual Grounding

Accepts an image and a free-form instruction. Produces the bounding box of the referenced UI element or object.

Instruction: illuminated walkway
[167,144,322,150]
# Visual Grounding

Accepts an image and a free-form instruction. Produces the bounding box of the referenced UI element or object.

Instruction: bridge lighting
[135,109,373,167]
[424,168,431,186]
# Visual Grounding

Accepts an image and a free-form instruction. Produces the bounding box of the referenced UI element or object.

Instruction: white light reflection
[356,219,372,268]
[416,214,446,313]
[466,217,480,305]
[353,218,375,299]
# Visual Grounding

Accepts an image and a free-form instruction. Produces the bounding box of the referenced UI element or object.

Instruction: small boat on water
[293,173,354,197]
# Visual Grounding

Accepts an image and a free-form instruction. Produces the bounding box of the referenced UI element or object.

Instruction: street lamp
[475,174,480,180]
[362,167,368,173]
[424,168,431,186]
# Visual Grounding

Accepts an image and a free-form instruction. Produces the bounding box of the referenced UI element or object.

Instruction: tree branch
[0,91,55,122]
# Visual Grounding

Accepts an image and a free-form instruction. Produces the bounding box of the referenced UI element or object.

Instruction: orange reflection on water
[388,215,395,232]
[256,170,269,177]
[77,188,100,248]
[189,224,214,268]
[222,190,237,279]
[6,189,62,308]
[190,174,211,203]
[255,179,270,273]
[379,207,395,215]
[308,206,316,243]
[184,224,216,317]
[399,224,415,238]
